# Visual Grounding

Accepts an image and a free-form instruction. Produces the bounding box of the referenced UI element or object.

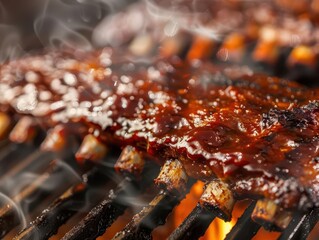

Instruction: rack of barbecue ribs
[1,48,319,213]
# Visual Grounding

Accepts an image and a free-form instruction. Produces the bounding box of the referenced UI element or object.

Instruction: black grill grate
[0,139,318,240]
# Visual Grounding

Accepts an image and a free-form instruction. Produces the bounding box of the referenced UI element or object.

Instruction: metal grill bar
[111,160,190,240]
[113,186,192,240]
[13,167,112,240]
[278,208,319,240]
[61,177,140,240]
[225,202,260,240]
[0,160,78,238]
[62,163,159,240]
[169,180,235,240]
[168,203,216,240]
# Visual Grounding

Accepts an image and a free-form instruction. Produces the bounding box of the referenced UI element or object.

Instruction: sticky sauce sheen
[1,49,319,210]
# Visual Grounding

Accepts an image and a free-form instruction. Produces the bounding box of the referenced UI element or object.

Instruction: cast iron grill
[0,132,318,240]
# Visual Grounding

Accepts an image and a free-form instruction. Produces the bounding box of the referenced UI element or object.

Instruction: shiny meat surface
[1,49,319,210]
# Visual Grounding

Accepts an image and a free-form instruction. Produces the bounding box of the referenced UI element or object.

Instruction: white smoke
[0,25,24,62]
[34,0,137,50]
[0,0,138,62]
[0,158,81,233]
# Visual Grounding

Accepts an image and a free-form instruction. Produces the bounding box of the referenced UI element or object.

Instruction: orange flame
[170,181,238,240]
[170,181,281,240]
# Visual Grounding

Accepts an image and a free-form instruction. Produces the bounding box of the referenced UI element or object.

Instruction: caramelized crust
[1,49,319,210]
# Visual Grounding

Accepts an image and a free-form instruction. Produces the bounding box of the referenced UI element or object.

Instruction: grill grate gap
[168,203,216,240]
[225,201,260,240]
[61,161,159,240]
[113,181,194,240]
[13,166,114,240]
[0,158,79,238]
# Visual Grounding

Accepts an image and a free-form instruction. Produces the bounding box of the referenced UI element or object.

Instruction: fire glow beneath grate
[39,181,281,240]
[46,181,287,240]
[154,182,280,240]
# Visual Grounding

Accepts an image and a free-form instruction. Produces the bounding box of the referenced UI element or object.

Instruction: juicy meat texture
[1,49,319,210]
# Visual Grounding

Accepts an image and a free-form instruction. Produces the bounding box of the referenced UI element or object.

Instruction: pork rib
[1,49,319,210]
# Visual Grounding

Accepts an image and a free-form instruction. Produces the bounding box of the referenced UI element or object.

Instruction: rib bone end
[199,181,235,221]
[9,116,37,143]
[252,199,292,231]
[252,199,278,224]
[155,159,188,194]
[114,145,144,177]
[40,125,66,152]
[75,134,107,164]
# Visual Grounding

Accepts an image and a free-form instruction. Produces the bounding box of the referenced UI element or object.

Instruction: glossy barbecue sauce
[1,49,319,210]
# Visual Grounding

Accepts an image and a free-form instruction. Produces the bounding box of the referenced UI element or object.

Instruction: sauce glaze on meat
[1,49,319,210]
